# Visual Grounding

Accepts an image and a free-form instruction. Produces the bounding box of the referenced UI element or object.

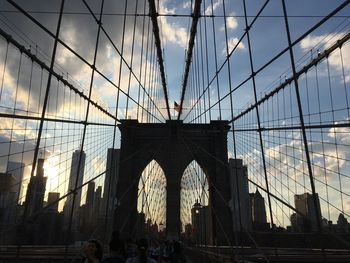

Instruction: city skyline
[0,0,349,250]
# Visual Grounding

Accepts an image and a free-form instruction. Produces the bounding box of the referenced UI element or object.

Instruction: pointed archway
[115,120,233,244]
[137,160,166,237]
[180,160,209,230]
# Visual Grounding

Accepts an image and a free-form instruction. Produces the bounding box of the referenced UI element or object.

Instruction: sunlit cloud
[205,0,222,15]
[300,32,350,82]
[220,15,238,31]
[150,0,188,48]
[222,37,246,55]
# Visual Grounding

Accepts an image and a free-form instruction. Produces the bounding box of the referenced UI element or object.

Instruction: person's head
[83,239,103,261]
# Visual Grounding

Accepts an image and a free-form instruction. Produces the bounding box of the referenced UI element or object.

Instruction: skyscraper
[103,149,120,211]
[63,150,86,227]
[250,189,268,231]
[103,148,120,237]
[6,161,25,204]
[228,158,252,232]
[25,158,47,218]
[86,181,95,206]
[0,173,17,229]
[47,192,60,213]
[191,201,212,245]
[294,192,322,232]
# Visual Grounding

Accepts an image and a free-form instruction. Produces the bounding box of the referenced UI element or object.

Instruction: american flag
[174,101,181,112]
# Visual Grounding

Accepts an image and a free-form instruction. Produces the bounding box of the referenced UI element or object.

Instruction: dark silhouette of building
[92,186,103,229]
[228,158,252,232]
[103,148,120,239]
[293,193,321,232]
[63,149,86,234]
[336,213,350,232]
[47,192,60,212]
[115,120,232,245]
[191,201,211,245]
[86,181,95,206]
[250,189,269,231]
[24,158,47,218]
[0,173,17,239]
[6,161,24,204]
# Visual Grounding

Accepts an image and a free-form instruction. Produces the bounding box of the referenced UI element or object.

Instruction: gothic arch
[114,120,233,244]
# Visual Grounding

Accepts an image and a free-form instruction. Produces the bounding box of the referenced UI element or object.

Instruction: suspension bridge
[0,0,350,262]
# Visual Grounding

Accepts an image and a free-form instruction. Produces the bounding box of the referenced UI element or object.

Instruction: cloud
[158,1,188,48]
[300,32,350,80]
[222,37,246,55]
[220,16,238,31]
[328,125,350,144]
[205,0,222,15]
[182,1,192,9]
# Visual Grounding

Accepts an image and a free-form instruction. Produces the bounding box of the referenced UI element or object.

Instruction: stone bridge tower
[114,120,233,245]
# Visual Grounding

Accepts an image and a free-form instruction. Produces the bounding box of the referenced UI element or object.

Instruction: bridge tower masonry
[114,120,233,245]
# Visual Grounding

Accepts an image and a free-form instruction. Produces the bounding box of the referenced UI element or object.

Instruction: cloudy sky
[0,0,349,228]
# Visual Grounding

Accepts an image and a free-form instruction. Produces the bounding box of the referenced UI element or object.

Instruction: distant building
[86,181,95,206]
[228,158,252,232]
[336,213,350,233]
[293,193,321,232]
[191,201,212,245]
[250,189,269,231]
[63,150,86,232]
[0,173,17,232]
[6,161,25,204]
[24,158,47,218]
[47,192,60,213]
[103,149,120,210]
[103,148,120,237]
[93,186,102,224]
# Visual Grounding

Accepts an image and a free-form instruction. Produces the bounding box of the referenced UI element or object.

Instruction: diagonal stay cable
[0,136,153,238]
[184,133,350,250]
[80,0,166,122]
[183,0,269,122]
[0,27,117,122]
[148,0,171,120]
[179,134,271,263]
[230,31,350,124]
[185,0,350,123]
[6,0,164,123]
[116,136,170,233]
[177,0,202,120]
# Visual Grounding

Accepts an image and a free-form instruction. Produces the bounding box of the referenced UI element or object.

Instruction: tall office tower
[63,150,86,225]
[25,158,47,218]
[86,181,95,206]
[6,161,24,204]
[294,192,322,232]
[0,173,17,229]
[103,148,120,237]
[250,189,268,231]
[94,186,102,216]
[191,201,212,245]
[103,149,120,210]
[228,158,252,232]
[47,192,60,212]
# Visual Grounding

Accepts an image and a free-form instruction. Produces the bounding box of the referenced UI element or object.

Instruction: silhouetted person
[126,238,156,263]
[81,239,103,263]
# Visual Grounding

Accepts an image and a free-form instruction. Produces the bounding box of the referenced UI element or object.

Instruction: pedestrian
[126,238,157,263]
[81,239,104,263]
